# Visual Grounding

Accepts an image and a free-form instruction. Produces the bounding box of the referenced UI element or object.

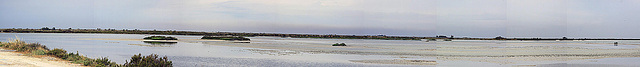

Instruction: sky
[1,0,639,38]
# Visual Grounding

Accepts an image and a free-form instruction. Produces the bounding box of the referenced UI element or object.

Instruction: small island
[201,36,250,41]
[144,36,178,40]
[332,43,347,46]
[143,36,178,43]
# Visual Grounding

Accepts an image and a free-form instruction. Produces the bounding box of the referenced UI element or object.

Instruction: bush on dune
[47,48,68,58]
[17,43,48,52]
[124,53,172,67]
[89,57,118,67]
[30,49,48,55]
[48,48,119,67]
[0,40,48,52]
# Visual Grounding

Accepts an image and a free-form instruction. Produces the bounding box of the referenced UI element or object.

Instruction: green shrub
[71,59,90,64]
[332,43,347,46]
[65,53,83,61]
[61,51,119,67]
[17,43,45,52]
[47,48,68,59]
[124,53,172,67]
[82,60,93,66]
[1,40,48,52]
[30,49,48,55]
[93,57,118,67]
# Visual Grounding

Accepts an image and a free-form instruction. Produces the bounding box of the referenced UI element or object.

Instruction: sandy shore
[0,49,83,67]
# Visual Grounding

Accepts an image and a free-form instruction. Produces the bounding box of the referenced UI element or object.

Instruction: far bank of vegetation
[201,36,250,41]
[0,39,172,67]
[3,28,640,41]
[1,28,428,40]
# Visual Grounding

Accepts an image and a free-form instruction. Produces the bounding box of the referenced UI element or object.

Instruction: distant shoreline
[2,28,640,41]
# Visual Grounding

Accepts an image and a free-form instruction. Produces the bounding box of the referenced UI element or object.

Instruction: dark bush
[17,43,48,52]
[124,53,172,67]
[93,57,118,67]
[1,40,48,52]
[65,52,83,61]
[47,48,68,59]
[30,49,48,55]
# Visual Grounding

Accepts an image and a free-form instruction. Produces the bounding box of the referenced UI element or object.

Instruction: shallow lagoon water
[0,33,422,67]
[2,33,640,67]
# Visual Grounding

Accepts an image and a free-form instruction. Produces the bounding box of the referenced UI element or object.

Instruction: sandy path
[0,49,83,67]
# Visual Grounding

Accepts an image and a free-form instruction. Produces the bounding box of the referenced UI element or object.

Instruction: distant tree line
[4,28,639,40]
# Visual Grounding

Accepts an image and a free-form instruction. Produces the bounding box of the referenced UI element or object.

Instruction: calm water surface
[0,33,422,67]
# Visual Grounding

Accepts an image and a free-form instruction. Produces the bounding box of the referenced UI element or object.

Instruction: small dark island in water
[144,36,178,40]
[143,36,178,44]
[332,43,347,46]
[201,35,250,41]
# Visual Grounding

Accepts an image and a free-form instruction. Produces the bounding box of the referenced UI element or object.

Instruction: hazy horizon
[2,0,640,38]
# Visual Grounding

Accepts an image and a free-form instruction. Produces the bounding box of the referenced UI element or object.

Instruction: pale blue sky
[1,0,639,38]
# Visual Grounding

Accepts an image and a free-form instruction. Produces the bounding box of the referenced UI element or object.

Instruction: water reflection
[232,41,250,43]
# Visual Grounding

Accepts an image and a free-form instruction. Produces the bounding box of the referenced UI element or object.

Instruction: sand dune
[0,49,82,67]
